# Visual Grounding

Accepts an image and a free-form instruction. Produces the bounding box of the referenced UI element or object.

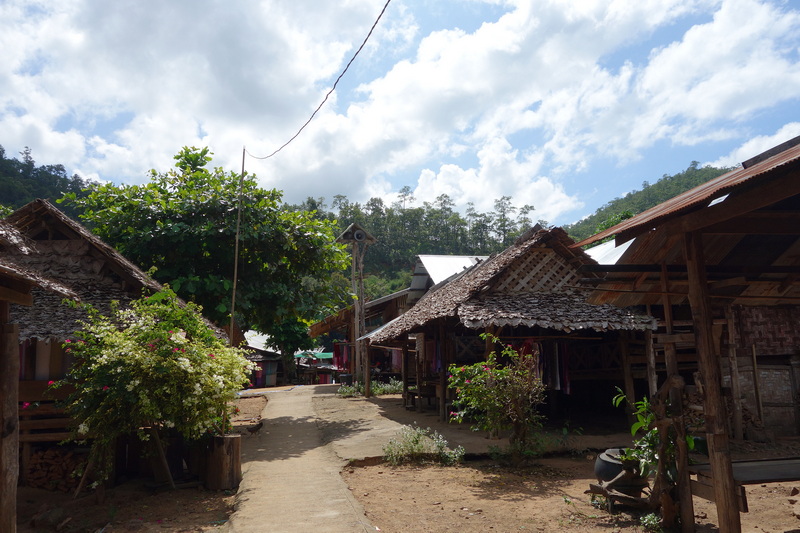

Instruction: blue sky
[1,0,799,226]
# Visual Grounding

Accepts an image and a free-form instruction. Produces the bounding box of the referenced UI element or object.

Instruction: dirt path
[17,386,800,532]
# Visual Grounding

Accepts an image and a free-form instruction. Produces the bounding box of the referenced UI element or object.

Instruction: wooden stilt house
[2,199,167,487]
[365,226,655,423]
[0,220,77,532]
[576,136,800,532]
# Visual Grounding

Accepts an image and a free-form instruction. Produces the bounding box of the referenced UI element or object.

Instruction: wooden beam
[0,285,33,306]
[582,264,800,275]
[703,212,800,234]
[684,231,741,533]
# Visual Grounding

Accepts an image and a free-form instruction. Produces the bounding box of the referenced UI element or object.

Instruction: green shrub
[337,378,403,397]
[382,425,465,466]
[449,333,546,462]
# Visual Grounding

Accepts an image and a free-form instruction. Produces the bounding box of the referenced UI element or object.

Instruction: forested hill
[0,145,95,219]
[0,144,731,296]
[564,162,732,242]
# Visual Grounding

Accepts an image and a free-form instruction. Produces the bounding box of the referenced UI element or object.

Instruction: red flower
[103,385,110,391]
[47,380,55,386]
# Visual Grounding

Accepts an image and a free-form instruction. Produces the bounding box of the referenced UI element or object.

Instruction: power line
[246,0,392,161]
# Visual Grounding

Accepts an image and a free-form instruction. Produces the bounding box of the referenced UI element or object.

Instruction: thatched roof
[0,220,77,301]
[2,200,163,341]
[367,227,654,344]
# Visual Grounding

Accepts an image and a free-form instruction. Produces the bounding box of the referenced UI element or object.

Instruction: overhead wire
[230,1,392,345]
[245,0,392,161]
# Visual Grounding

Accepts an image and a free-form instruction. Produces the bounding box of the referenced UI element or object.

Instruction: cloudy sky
[2,0,799,226]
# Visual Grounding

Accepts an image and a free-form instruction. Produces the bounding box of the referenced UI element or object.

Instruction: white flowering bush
[54,287,253,479]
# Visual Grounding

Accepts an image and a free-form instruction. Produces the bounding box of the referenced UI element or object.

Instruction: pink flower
[103,385,110,391]
[450,411,458,417]
[47,380,55,386]
[65,339,71,343]
[208,354,216,358]
[465,380,471,384]
[21,402,31,410]
[173,348,180,352]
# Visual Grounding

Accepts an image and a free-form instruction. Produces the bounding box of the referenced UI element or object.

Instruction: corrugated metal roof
[416,255,488,285]
[576,137,800,248]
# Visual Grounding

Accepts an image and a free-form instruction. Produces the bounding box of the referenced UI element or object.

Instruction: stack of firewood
[25,449,87,492]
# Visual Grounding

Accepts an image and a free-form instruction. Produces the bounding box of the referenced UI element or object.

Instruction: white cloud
[1,0,799,226]
[708,122,800,168]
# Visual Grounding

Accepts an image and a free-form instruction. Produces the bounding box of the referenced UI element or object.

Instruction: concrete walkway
[225,384,633,532]
[224,385,386,533]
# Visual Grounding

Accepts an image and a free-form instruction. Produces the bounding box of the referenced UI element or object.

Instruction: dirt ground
[16,395,267,533]
[343,454,800,532]
[17,392,800,532]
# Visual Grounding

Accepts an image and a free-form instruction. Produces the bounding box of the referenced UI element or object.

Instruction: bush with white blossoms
[54,287,253,479]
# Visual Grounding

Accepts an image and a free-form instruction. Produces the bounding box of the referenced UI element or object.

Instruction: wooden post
[664,342,694,531]
[750,344,763,422]
[724,306,744,441]
[206,434,242,490]
[401,340,409,403]
[439,323,452,421]
[619,332,636,425]
[1,316,19,533]
[416,333,425,413]
[645,330,658,396]
[685,231,741,533]
[149,428,176,489]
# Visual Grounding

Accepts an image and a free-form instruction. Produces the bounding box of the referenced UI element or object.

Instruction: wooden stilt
[149,427,176,489]
[725,306,744,441]
[685,231,741,533]
[620,332,637,425]
[1,317,20,533]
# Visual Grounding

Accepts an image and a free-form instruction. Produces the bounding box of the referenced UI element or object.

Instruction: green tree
[62,146,350,346]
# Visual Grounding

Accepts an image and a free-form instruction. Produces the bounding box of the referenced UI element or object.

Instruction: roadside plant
[382,424,464,466]
[337,378,403,398]
[448,334,546,460]
[53,287,254,481]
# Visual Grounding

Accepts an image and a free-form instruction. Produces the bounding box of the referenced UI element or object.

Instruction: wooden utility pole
[685,231,741,533]
[336,223,376,397]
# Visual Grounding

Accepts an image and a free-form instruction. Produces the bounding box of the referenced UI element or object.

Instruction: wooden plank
[19,418,71,430]
[19,432,72,443]
[654,333,695,344]
[0,285,33,306]
[690,479,748,513]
